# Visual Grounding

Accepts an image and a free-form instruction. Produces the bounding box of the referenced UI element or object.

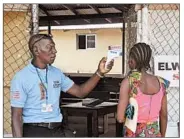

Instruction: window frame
[77,34,96,50]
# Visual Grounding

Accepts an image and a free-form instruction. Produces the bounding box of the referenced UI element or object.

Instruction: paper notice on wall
[154,55,179,87]
[105,46,122,69]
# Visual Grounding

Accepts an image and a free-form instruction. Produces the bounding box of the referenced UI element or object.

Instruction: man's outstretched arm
[67,57,114,98]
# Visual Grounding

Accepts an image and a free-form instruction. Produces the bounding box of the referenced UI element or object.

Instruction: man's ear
[33,47,39,56]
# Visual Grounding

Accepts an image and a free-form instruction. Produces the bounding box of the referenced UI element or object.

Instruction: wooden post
[141,4,149,43]
[32,4,39,35]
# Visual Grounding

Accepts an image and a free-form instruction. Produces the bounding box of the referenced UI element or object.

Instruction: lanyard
[35,67,48,101]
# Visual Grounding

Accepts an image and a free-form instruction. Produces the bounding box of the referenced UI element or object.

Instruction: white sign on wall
[154,55,179,87]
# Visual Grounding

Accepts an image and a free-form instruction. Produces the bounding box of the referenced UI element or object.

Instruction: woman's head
[128,42,152,71]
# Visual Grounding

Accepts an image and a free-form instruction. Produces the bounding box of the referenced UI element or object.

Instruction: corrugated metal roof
[99,8,121,13]
[41,4,64,10]
[39,7,124,16]
[41,4,113,10]
[38,4,133,26]
[48,10,74,16]
[73,9,97,15]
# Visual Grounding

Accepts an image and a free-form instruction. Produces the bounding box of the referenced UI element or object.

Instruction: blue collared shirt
[10,63,74,123]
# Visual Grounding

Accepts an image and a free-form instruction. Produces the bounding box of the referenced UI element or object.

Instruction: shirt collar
[28,59,51,72]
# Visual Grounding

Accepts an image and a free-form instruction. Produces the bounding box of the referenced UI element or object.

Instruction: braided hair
[129,42,152,71]
[28,34,53,54]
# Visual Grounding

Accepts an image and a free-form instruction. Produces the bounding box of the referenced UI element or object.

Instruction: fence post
[141,4,149,44]
[135,4,142,43]
[32,4,39,35]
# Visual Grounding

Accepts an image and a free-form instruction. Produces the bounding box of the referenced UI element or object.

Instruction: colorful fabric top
[128,71,170,123]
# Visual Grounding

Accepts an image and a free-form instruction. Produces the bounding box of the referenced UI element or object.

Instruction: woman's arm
[159,94,168,137]
[117,78,130,123]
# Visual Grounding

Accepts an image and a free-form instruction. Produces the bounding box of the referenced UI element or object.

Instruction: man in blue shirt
[10,34,114,137]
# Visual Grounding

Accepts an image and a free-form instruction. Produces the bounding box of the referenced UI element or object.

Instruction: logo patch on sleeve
[11,91,20,99]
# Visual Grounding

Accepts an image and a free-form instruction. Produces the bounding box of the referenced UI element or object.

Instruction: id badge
[41,103,47,112]
[46,104,53,112]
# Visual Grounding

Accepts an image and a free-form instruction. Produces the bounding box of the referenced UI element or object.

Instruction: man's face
[36,39,57,64]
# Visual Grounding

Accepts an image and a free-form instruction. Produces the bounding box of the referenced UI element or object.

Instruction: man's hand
[97,57,114,76]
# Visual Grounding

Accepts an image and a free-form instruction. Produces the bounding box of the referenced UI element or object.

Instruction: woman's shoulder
[157,76,170,89]
[146,73,170,90]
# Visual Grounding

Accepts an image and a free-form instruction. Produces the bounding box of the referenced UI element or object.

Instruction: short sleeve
[158,77,170,94]
[60,72,74,92]
[10,74,27,108]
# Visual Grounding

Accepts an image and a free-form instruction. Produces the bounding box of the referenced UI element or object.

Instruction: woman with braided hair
[117,43,170,137]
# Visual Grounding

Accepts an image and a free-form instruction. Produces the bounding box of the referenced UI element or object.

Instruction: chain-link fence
[3,4,32,134]
[148,4,179,123]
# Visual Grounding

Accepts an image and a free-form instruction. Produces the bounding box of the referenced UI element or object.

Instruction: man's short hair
[28,34,53,53]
